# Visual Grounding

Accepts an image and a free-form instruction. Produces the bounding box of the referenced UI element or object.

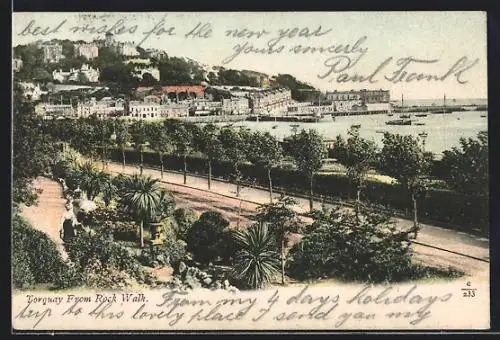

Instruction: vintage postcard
[11,11,489,331]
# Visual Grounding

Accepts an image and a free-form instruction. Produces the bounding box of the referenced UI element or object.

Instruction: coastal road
[105,162,490,280]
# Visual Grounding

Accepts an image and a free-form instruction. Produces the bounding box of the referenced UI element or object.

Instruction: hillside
[13,39,318,101]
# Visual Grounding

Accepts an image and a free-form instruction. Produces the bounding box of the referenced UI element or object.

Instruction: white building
[125,58,152,65]
[333,100,366,112]
[42,43,64,63]
[249,88,292,114]
[222,97,250,115]
[118,42,140,57]
[77,97,125,119]
[38,103,75,118]
[75,43,99,59]
[52,64,100,83]
[160,103,189,118]
[144,48,167,59]
[18,82,47,101]
[128,101,162,120]
[13,58,23,72]
[133,66,160,81]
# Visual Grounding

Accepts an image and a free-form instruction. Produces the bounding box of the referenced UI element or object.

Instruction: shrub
[65,229,145,281]
[12,215,65,288]
[168,262,238,292]
[172,208,198,241]
[287,207,414,283]
[186,211,232,264]
[111,221,138,242]
[231,223,280,289]
[12,250,35,289]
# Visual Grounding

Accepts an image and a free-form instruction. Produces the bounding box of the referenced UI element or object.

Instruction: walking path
[20,177,69,261]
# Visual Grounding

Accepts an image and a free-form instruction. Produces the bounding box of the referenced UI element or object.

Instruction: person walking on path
[60,202,79,243]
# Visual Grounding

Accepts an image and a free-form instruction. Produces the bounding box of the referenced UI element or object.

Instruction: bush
[287,208,415,283]
[168,262,238,292]
[186,211,232,264]
[12,215,65,288]
[172,208,198,241]
[65,229,145,281]
[12,250,36,289]
[111,221,138,242]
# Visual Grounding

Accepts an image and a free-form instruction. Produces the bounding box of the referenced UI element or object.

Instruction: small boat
[415,113,428,117]
[272,125,278,129]
[351,124,361,129]
[387,113,394,117]
[414,122,426,126]
[480,114,487,118]
[462,105,478,111]
[399,114,411,119]
[386,119,412,126]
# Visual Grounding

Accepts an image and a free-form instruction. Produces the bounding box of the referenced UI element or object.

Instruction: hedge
[12,214,66,289]
[108,149,489,235]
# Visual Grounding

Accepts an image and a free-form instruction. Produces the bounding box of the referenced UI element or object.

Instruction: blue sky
[13,12,487,100]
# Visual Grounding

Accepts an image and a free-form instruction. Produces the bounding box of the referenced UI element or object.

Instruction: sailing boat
[387,94,412,125]
[431,94,453,114]
[399,94,411,119]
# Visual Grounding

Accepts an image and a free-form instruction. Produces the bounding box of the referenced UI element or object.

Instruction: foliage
[247,131,283,169]
[379,133,431,191]
[273,74,316,101]
[172,208,198,241]
[120,174,163,223]
[154,190,177,222]
[13,85,57,205]
[186,211,232,264]
[65,228,146,281]
[108,148,489,233]
[12,215,65,289]
[288,129,327,210]
[440,131,488,196]
[168,262,238,292]
[287,207,415,283]
[232,223,280,289]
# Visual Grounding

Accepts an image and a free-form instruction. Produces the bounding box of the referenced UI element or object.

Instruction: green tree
[378,133,431,238]
[287,206,414,283]
[289,129,327,211]
[219,127,251,197]
[113,120,132,170]
[146,121,172,179]
[186,211,231,264]
[232,222,280,289]
[13,85,57,206]
[164,119,198,184]
[130,120,148,175]
[248,131,283,203]
[256,196,301,285]
[440,131,488,196]
[196,124,223,190]
[334,128,378,220]
[121,175,163,248]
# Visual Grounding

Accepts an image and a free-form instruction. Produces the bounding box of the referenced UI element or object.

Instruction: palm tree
[232,223,280,290]
[86,170,110,201]
[102,175,117,207]
[121,174,162,248]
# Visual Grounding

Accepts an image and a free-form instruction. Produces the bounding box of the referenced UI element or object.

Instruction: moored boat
[386,119,412,126]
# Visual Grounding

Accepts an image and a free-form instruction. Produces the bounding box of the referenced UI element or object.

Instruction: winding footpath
[20,177,69,261]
